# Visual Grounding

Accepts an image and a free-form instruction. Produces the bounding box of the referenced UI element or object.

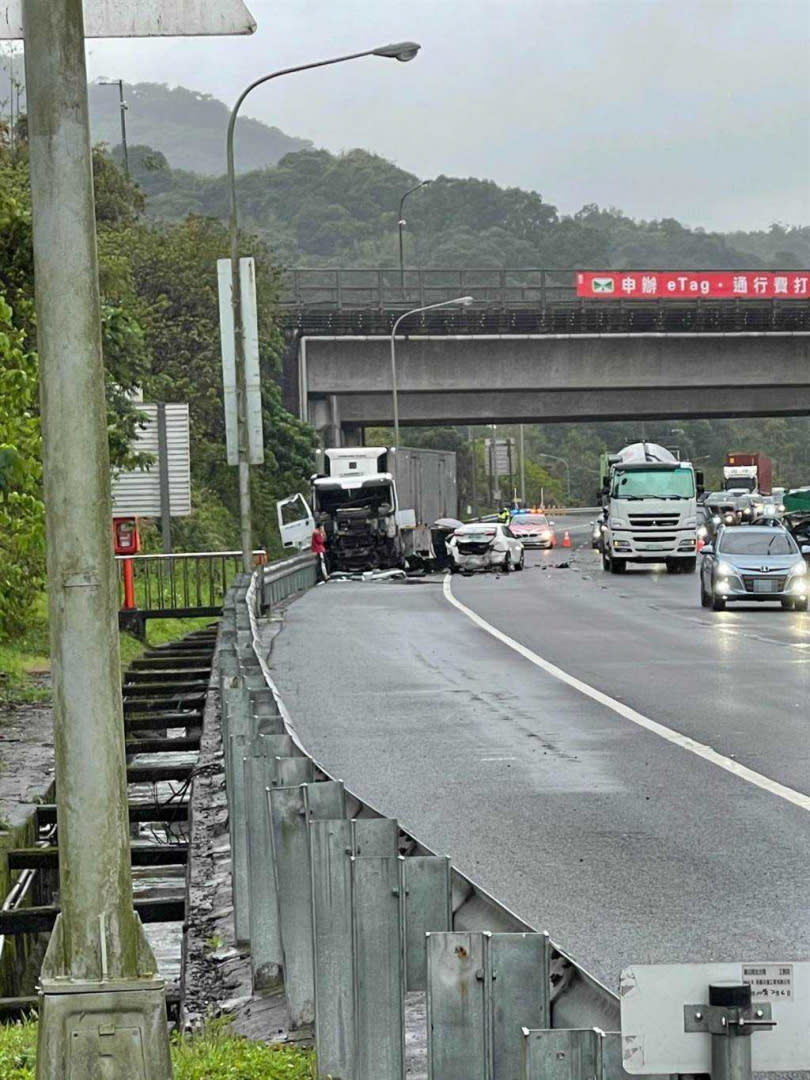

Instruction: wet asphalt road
[270,516,810,999]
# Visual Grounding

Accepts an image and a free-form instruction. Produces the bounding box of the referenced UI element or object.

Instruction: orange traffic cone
[562,530,572,548]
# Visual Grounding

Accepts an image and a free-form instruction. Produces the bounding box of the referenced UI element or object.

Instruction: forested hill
[124,141,810,271]
[89,82,311,176]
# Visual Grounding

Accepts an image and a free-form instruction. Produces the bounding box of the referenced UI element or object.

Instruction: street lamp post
[98,78,129,176]
[535,451,572,504]
[227,42,420,571]
[398,179,431,293]
[390,296,473,447]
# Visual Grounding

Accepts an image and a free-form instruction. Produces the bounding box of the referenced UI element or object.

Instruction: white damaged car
[448,522,525,574]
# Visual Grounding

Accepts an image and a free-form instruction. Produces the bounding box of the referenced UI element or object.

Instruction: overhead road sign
[577,269,810,300]
[0,0,256,38]
[620,962,810,1074]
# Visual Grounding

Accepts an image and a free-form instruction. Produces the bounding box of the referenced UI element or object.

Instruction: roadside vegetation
[0,1018,316,1079]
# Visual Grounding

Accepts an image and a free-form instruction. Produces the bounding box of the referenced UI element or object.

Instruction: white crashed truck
[600,442,701,574]
[277,446,458,573]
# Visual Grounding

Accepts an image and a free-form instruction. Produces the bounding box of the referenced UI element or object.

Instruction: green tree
[0,294,44,636]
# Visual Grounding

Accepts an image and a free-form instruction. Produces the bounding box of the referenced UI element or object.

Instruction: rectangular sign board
[577,270,810,300]
[111,403,191,517]
[0,0,256,39]
[217,257,264,466]
[620,962,810,1074]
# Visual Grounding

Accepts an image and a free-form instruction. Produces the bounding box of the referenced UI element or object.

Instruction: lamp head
[458,296,474,306]
[373,41,421,62]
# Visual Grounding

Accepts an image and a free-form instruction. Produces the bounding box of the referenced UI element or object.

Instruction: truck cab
[601,443,699,574]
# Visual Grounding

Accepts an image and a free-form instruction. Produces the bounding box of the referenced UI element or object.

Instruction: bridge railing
[115,550,267,618]
[280,267,578,309]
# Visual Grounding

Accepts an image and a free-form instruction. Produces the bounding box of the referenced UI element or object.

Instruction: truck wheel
[665,559,680,574]
[681,557,697,574]
[610,557,626,574]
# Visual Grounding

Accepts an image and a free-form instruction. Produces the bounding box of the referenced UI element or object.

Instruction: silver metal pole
[117,78,129,178]
[23,1,170,1073]
[226,44,421,570]
[519,424,526,506]
[398,180,430,294]
[390,295,473,449]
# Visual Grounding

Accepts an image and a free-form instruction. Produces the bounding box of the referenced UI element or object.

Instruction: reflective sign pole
[23,1,171,1074]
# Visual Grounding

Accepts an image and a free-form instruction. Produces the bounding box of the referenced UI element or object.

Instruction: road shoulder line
[443,574,810,813]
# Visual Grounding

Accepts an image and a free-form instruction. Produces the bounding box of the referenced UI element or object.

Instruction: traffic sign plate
[620,962,810,1073]
[0,0,256,39]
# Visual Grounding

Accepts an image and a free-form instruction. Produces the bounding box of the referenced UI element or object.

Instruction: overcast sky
[85,0,809,232]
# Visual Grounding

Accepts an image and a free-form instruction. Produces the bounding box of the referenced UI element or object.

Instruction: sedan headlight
[716,561,735,578]
[790,560,807,577]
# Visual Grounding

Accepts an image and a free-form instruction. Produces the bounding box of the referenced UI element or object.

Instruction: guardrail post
[427,930,552,1079]
[268,779,345,1027]
[351,854,406,1080]
[427,930,489,1079]
[403,855,452,991]
[244,746,282,987]
[310,818,355,1079]
[521,1027,602,1080]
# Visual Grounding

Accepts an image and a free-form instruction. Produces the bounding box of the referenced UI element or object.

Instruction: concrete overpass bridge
[277,269,810,442]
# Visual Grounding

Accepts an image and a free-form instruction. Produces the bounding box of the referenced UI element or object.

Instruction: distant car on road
[448,522,525,574]
[509,512,557,549]
[699,525,810,611]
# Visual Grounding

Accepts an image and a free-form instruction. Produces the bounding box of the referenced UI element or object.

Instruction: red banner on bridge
[576,270,810,300]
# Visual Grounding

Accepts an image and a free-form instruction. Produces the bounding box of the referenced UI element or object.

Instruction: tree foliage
[0,294,44,635]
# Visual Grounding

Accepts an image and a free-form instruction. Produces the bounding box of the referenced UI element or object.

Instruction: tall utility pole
[519,424,527,506]
[99,78,130,176]
[23,1,171,1074]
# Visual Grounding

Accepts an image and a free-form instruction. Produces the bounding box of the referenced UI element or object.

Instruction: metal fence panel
[351,855,405,1080]
[310,818,355,1079]
[268,785,315,1026]
[427,931,488,1080]
[244,753,282,986]
[403,856,452,991]
[274,756,314,788]
[229,733,250,943]
[600,1033,623,1080]
[258,733,295,762]
[490,933,551,1080]
[304,779,346,822]
[352,817,399,856]
[522,1028,600,1080]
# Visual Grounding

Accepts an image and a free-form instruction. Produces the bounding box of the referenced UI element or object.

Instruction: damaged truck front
[277,446,458,573]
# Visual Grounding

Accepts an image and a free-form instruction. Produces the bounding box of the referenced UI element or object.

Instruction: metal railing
[281,267,577,309]
[212,561,626,1079]
[115,550,267,616]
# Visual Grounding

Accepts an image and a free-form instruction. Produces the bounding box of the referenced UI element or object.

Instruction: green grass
[0,595,51,705]
[0,594,216,706]
[0,1018,316,1079]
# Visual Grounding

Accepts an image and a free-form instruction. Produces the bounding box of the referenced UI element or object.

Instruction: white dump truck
[599,442,701,574]
[277,446,458,573]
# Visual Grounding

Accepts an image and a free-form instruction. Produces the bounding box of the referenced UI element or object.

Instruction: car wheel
[712,594,726,611]
[601,550,611,571]
[516,552,525,571]
[794,596,808,612]
[502,555,511,574]
[781,598,794,610]
[700,579,712,607]
[610,557,626,574]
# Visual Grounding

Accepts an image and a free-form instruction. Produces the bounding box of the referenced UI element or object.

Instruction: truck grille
[632,534,676,544]
[742,575,786,593]
[628,515,680,528]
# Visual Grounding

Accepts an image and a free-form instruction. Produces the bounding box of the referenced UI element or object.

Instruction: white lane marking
[443,575,810,813]
[480,756,517,762]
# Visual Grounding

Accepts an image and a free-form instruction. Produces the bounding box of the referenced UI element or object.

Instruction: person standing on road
[311,522,329,582]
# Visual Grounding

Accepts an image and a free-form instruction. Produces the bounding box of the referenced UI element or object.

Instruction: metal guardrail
[115,550,267,617]
[213,558,631,1079]
[260,551,318,609]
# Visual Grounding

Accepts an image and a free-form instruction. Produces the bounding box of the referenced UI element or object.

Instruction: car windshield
[512,514,548,526]
[718,532,796,556]
[612,467,695,499]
